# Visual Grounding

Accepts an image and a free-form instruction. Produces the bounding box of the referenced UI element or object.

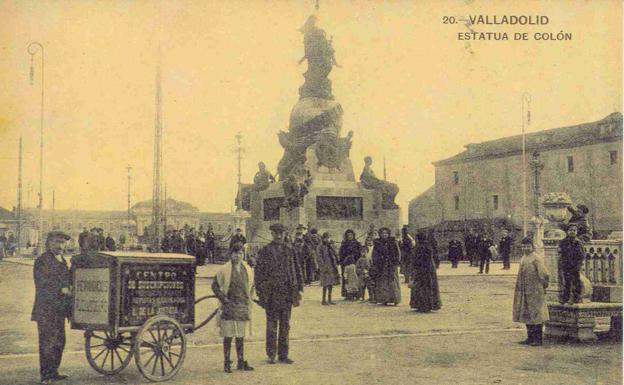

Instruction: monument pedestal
[246,148,400,246]
[545,302,623,342]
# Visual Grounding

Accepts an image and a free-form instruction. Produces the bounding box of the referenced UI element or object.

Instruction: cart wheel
[194,295,220,331]
[85,330,133,375]
[134,315,186,382]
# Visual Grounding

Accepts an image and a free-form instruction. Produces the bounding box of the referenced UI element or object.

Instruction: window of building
[454,195,460,210]
[609,150,617,165]
[453,171,459,185]
[567,156,574,173]
[492,195,499,210]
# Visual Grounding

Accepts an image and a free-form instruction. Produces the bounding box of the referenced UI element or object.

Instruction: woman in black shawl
[371,227,401,305]
[339,229,361,298]
[409,232,441,312]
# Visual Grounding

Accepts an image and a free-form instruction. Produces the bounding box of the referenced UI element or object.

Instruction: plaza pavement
[0,259,619,385]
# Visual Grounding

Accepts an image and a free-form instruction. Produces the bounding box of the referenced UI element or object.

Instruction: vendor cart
[71,251,219,382]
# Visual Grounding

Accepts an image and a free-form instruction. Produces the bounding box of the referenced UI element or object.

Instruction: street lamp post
[28,42,44,256]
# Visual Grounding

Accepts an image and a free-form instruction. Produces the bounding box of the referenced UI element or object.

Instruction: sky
[0,0,621,222]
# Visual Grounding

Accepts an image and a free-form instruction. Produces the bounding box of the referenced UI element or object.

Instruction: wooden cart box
[71,251,196,333]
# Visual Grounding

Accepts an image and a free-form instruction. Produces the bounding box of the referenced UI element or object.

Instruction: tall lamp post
[28,42,44,256]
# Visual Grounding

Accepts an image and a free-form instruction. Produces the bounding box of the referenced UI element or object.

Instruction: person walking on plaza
[205,224,216,263]
[399,226,416,283]
[339,229,361,298]
[255,223,303,364]
[371,227,401,305]
[409,232,441,313]
[447,239,463,268]
[464,228,478,267]
[32,231,72,384]
[558,224,585,305]
[212,242,255,373]
[319,232,340,305]
[499,229,513,270]
[478,233,494,274]
[303,228,320,284]
[512,236,550,346]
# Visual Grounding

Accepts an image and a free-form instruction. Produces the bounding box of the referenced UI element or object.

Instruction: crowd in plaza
[160,224,222,264]
[26,202,596,382]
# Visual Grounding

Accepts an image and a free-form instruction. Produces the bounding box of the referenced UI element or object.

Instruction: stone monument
[241,13,400,246]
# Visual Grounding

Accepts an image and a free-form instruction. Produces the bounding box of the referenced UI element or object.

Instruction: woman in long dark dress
[409,232,441,312]
[339,229,361,298]
[371,227,401,305]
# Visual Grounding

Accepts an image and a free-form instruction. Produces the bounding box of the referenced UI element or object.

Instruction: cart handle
[193,295,220,331]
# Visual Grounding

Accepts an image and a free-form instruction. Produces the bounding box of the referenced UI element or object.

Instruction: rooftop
[434,112,623,166]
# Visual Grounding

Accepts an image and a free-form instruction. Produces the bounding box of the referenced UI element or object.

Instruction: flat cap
[47,230,71,241]
[269,223,286,233]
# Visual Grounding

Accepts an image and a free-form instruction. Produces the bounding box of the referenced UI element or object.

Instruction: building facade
[409,112,623,237]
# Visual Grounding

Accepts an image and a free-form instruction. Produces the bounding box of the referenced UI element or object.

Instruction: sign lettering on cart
[73,268,110,325]
[121,263,194,326]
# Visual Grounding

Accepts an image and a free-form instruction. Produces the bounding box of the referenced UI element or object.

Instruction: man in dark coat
[558,224,586,304]
[205,225,216,263]
[32,231,72,384]
[447,239,463,268]
[464,228,478,267]
[254,223,303,364]
[564,204,592,243]
[499,229,513,270]
[477,233,494,274]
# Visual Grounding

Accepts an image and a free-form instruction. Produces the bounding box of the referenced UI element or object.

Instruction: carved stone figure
[360,156,399,209]
[283,171,312,209]
[253,162,276,192]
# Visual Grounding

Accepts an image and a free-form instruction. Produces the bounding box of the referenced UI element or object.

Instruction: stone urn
[542,192,572,239]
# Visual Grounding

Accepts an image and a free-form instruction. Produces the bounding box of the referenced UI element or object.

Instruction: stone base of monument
[245,148,401,247]
[545,302,623,342]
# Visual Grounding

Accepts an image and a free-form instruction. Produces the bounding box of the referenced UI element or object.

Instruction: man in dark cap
[32,231,72,384]
[255,223,303,364]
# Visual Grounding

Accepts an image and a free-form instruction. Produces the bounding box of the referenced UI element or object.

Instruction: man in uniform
[31,230,72,384]
[558,224,586,304]
[254,224,303,364]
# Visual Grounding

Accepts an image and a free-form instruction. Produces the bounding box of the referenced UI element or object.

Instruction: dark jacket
[31,251,72,322]
[255,241,303,312]
[499,235,512,257]
[558,236,586,270]
[477,236,494,259]
[230,234,247,249]
[447,240,463,261]
[339,239,361,267]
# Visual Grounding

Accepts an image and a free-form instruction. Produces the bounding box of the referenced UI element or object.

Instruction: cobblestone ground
[0,261,620,385]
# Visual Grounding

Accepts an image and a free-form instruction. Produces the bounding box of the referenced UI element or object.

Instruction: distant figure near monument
[360,156,399,209]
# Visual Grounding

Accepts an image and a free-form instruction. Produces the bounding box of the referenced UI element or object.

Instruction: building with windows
[409,112,623,239]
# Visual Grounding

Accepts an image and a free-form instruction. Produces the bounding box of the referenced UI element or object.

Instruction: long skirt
[410,270,441,312]
[374,267,401,304]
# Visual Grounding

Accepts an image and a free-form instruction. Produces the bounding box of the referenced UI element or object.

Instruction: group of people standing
[78,227,117,253]
[447,228,514,273]
[161,224,218,265]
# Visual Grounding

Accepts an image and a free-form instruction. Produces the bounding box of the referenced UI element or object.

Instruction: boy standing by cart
[31,231,72,384]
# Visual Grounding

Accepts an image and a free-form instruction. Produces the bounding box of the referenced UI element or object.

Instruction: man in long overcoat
[32,231,72,384]
[254,223,303,364]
